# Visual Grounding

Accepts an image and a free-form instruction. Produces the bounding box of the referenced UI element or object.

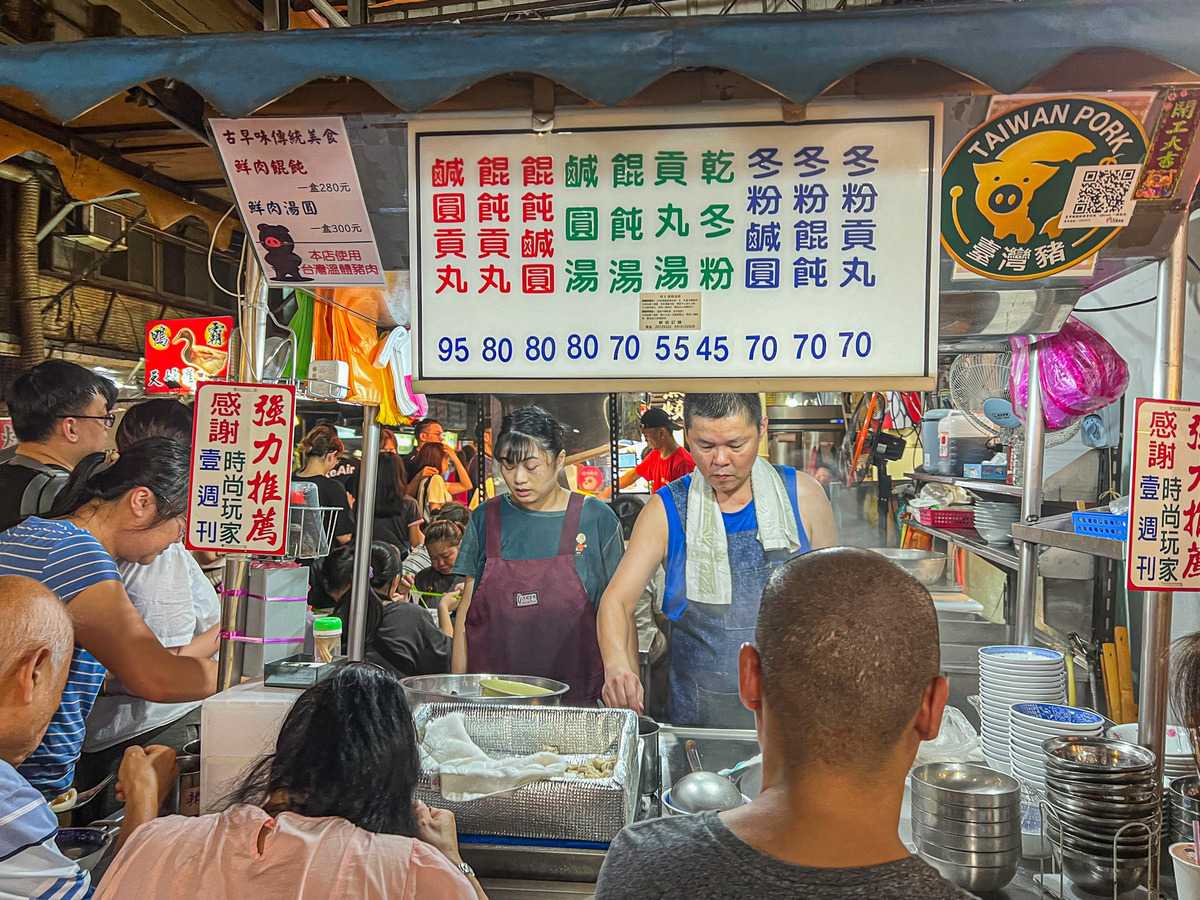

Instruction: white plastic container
[936,411,993,477]
[921,409,954,471]
[1172,843,1200,900]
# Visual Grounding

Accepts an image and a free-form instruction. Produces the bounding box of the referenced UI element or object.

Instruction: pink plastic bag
[1009,317,1129,431]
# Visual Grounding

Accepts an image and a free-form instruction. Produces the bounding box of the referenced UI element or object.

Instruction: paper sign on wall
[186,382,296,556]
[144,316,233,394]
[211,116,385,288]
[1126,397,1200,591]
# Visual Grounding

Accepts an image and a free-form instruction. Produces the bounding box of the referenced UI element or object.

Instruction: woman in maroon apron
[451,407,625,705]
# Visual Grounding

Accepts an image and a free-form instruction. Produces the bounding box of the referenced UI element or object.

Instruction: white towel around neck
[684,457,802,607]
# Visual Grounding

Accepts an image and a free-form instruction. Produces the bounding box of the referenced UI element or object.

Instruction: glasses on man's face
[60,413,117,428]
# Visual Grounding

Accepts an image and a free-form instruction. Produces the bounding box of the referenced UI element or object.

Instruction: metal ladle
[669,740,745,813]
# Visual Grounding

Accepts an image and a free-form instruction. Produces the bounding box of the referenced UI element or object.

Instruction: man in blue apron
[598,393,838,727]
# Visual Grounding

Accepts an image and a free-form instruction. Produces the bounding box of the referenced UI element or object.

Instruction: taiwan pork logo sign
[942,97,1148,280]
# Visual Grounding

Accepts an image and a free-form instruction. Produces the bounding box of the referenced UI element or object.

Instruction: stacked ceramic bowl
[1042,737,1158,896]
[974,500,1021,545]
[979,646,1067,774]
[1168,776,1200,846]
[1108,723,1196,779]
[1009,703,1105,795]
[911,763,1021,892]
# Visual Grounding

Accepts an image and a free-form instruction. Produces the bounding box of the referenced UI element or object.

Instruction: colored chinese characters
[144,317,233,395]
[1128,399,1200,591]
[187,383,296,555]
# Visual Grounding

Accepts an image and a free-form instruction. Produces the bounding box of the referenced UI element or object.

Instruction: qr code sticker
[1058,164,1142,228]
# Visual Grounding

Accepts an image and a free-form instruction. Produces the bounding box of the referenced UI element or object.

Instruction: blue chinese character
[1138,515,1159,542]
[746,222,781,253]
[794,183,828,214]
[840,257,876,288]
[199,449,221,471]
[197,485,220,508]
[842,219,877,251]
[793,146,828,177]
[843,145,878,176]
[1139,475,1160,500]
[194,521,218,544]
[747,148,782,178]
[745,258,780,289]
[842,182,878,214]
[793,257,828,288]
[746,185,782,216]
[1135,555,1157,583]
[794,220,829,251]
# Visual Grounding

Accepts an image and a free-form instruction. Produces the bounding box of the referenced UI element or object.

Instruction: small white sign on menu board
[211,116,385,288]
[1126,397,1200,591]
[408,102,942,392]
[186,382,296,556]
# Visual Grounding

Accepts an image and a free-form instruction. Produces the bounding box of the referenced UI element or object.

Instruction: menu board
[1127,397,1200,591]
[409,102,942,392]
[186,382,296,556]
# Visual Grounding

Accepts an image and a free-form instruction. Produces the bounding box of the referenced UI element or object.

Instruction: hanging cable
[1073,296,1158,314]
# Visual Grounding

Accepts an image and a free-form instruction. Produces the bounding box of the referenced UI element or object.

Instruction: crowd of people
[0,361,1107,900]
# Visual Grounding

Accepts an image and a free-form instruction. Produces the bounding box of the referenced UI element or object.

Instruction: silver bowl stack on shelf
[1042,736,1158,896]
[1169,775,1200,847]
[910,762,1021,891]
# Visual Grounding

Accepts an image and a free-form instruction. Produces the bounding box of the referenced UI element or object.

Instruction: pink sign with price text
[186,382,296,556]
[1126,397,1200,591]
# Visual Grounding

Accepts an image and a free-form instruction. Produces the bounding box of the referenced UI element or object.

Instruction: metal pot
[638,717,660,801]
[869,549,947,586]
[400,674,568,707]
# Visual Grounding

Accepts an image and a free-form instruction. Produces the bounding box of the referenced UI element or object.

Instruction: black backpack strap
[2,456,70,520]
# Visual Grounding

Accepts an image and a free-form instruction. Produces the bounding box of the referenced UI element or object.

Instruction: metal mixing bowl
[911,820,1021,854]
[910,790,1018,824]
[910,807,1019,838]
[913,836,1022,869]
[1042,737,1156,773]
[869,548,947,586]
[919,851,1019,892]
[400,673,568,706]
[1059,847,1149,894]
[910,763,1021,808]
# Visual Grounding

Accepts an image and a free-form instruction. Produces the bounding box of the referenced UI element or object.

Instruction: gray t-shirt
[595,812,971,900]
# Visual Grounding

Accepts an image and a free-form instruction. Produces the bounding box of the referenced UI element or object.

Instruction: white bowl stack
[1109,723,1197,779]
[979,646,1067,774]
[1008,703,1105,794]
[973,500,1022,545]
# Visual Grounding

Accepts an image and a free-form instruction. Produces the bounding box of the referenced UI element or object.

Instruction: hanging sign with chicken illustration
[941,96,1148,280]
[145,316,234,394]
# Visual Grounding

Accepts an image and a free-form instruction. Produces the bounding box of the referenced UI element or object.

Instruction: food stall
[1,2,1199,895]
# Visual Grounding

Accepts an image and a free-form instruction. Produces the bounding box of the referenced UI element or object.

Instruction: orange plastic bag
[312,287,402,424]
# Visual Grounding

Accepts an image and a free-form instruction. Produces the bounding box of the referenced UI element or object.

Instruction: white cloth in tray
[420,712,567,802]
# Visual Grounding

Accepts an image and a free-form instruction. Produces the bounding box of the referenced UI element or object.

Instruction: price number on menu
[436,332,873,365]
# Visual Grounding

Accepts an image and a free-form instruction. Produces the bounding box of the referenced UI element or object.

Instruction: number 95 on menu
[410,103,941,390]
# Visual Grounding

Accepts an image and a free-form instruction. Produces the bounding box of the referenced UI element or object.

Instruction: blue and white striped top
[0,518,120,798]
[0,759,91,899]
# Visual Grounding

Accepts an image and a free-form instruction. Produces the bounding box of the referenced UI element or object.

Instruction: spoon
[670,740,745,813]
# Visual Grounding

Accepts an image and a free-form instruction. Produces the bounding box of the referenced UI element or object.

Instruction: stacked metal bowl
[1042,737,1158,896]
[911,762,1021,891]
[1168,776,1200,846]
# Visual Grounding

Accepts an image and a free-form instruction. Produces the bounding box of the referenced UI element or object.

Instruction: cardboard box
[963,462,1007,481]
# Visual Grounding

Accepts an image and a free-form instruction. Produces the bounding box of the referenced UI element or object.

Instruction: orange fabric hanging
[311,288,402,424]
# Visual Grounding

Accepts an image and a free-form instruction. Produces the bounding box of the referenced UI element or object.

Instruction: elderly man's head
[0,577,73,765]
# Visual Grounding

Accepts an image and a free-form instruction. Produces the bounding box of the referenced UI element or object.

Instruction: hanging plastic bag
[283,290,314,380]
[1009,316,1129,431]
[913,706,986,767]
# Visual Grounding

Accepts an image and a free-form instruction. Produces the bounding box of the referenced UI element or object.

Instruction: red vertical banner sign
[1126,397,1200,591]
[186,382,296,556]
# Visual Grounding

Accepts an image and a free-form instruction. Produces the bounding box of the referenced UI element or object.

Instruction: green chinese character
[565,154,599,189]
[655,204,690,238]
[700,203,734,238]
[565,207,599,241]
[611,206,644,240]
[700,256,733,290]
[609,259,643,293]
[612,153,644,188]
[654,151,687,186]
[701,150,735,185]
[565,259,599,292]
[654,256,688,290]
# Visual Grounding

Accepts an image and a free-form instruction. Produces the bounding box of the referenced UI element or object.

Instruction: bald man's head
[0,576,74,766]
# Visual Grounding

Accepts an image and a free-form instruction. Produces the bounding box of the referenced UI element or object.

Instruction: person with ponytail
[293,424,354,546]
[329,542,452,678]
[0,436,218,800]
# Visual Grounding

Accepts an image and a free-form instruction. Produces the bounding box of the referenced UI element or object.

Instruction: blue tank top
[658,465,809,621]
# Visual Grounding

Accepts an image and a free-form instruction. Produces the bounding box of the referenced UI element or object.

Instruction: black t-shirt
[373,498,422,557]
[293,474,355,540]
[0,457,70,533]
[413,567,465,598]
[365,600,452,677]
[327,455,359,487]
[403,451,421,484]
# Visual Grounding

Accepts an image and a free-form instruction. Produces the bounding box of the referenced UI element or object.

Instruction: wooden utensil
[1115,626,1136,725]
[1101,643,1122,723]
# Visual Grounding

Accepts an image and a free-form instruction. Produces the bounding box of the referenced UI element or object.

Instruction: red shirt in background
[635,447,695,492]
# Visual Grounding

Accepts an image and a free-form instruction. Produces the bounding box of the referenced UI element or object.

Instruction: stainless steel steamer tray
[413,703,639,844]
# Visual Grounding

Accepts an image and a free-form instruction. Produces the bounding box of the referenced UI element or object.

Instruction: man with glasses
[0,360,118,532]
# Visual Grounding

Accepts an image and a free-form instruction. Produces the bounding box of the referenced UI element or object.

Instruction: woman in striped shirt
[0,436,217,800]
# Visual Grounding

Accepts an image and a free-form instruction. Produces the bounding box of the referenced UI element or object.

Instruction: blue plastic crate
[1072,510,1128,541]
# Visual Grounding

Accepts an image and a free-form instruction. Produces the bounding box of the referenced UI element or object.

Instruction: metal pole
[1138,216,1189,821]
[1013,339,1046,646]
[216,256,266,692]
[347,0,369,24]
[309,0,351,26]
[347,408,382,660]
